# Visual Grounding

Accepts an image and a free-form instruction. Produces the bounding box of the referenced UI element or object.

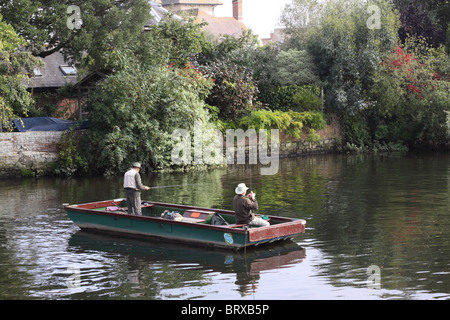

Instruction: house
[160,0,248,39]
[159,0,223,17]
[27,51,78,91]
[25,51,81,119]
[144,0,182,30]
[260,27,286,46]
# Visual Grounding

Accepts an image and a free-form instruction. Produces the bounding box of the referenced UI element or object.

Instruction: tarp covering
[13,117,88,132]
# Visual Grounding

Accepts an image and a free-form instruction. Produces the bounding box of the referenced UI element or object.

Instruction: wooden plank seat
[213,223,247,228]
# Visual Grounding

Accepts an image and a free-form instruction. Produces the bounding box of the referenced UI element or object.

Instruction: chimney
[232,0,243,22]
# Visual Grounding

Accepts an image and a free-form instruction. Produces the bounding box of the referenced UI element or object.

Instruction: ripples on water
[0,152,449,300]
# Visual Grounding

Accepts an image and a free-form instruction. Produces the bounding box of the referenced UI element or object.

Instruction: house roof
[25,51,78,90]
[191,8,247,39]
[145,0,182,28]
[162,0,223,5]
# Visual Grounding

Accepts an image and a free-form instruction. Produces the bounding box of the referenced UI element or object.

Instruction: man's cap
[132,162,141,168]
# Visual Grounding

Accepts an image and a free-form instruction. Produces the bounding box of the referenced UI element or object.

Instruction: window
[60,65,77,76]
[33,67,42,77]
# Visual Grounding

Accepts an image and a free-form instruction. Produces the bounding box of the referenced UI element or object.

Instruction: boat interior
[72,199,283,227]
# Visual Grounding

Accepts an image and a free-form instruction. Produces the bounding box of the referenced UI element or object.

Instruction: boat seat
[213,223,247,229]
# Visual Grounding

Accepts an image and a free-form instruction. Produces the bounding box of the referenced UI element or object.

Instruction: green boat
[64,199,306,251]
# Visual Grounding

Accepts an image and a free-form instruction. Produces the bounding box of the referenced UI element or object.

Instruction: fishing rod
[148,183,203,189]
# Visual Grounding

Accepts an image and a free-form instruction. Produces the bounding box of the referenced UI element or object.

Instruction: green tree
[0,14,41,131]
[390,0,450,33]
[202,59,257,122]
[85,52,215,175]
[306,0,400,114]
[275,49,319,86]
[280,0,324,49]
[198,30,276,105]
[147,14,212,68]
[0,0,151,71]
[369,38,450,148]
[83,19,217,175]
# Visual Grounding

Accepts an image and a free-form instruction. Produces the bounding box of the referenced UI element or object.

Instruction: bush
[202,60,258,122]
[54,128,87,177]
[369,38,450,149]
[84,47,215,175]
[292,89,322,112]
[239,109,326,139]
[259,84,321,112]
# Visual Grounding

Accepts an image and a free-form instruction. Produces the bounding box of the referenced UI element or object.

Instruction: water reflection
[67,232,306,299]
[0,152,449,299]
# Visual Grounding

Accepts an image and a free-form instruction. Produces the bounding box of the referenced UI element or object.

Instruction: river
[0,152,449,300]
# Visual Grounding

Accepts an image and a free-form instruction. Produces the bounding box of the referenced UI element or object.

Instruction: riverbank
[0,118,341,178]
[3,115,447,179]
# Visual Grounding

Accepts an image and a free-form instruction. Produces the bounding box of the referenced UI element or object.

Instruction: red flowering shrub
[382,45,422,99]
[371,39,450,149]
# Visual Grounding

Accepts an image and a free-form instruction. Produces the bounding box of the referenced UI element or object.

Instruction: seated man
[233,183,269,227]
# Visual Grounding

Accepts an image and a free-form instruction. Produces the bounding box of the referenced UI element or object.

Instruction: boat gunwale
[64,199,305,235]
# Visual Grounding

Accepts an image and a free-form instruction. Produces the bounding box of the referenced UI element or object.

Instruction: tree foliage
[369,38,450,148]
[0,14,42,131]
[306,0,400,115]
[0,0,152,71]
[280,0,324,49]
[202,60,257,122]
[275,49,319,86]
[398,4,446,48]
[83,19,216,175]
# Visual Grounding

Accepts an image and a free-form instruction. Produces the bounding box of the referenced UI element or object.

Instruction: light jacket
[123,168,148,191]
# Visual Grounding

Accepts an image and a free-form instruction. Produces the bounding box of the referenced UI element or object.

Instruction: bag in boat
[161,210,183,221]
[210,213,229,225]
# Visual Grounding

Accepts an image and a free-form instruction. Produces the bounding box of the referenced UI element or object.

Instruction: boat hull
[65,199,306,251]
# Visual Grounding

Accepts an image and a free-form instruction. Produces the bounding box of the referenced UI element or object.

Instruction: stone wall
[279,117,341,157]
[224,117,342,159]
[0,118,342,178]
[0,131,63,178]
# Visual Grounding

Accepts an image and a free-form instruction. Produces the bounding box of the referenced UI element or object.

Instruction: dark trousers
[125,188,142,215]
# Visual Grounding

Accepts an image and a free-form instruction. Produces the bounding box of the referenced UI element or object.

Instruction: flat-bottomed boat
[64,199,306,251]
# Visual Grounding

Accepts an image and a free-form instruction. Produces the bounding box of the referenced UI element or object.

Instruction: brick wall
[0,131,63,178]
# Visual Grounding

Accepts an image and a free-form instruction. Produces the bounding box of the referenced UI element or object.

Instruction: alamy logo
[171,122,280,175]
[66,5,83,30]
[366,265,381,289]
[366,5,381,30]
[66,266,81,288]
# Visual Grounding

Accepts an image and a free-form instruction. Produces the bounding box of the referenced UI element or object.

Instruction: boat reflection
[68,231,306,298]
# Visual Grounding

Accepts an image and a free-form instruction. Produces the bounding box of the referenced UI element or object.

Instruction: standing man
[123,162,150,215]
[233,183,269,227]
